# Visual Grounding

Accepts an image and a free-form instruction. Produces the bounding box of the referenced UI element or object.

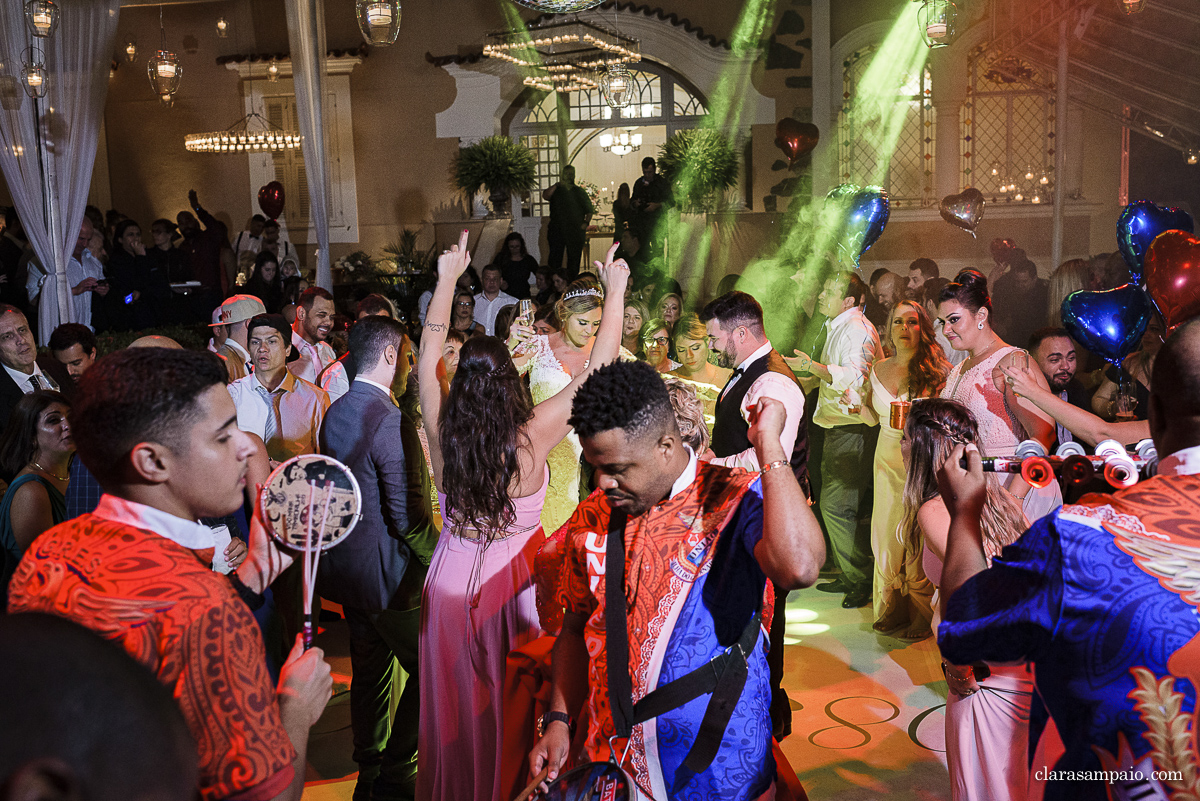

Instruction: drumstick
[302,480,316,650]
[307,481,335,628]
[511,765,550,801]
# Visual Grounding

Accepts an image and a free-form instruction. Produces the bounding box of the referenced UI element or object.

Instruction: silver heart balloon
[939,188,986,238]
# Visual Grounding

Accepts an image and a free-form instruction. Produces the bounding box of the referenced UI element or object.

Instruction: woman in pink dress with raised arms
[416,231,629,801]
[936,269,1060,521]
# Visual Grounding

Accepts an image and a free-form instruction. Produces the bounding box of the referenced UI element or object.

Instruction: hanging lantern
[22,58,47,99]
[1120,0,1146,13]
[356,0,401,46]
[124,40,137,62]
[918,0,958,49]
[267,61,280,82]
[24,1,60,39]
[599,63,633,110]
[216,17,229,38]
[148,49,181,99]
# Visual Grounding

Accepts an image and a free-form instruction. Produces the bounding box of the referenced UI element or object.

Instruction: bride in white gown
[511,276,633,533]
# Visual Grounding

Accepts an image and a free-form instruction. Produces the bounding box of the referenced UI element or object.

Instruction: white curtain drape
[284,0,332,291]
[0,0,120,343]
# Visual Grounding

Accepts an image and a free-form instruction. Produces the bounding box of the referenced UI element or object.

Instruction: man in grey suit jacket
[318,316,437,801]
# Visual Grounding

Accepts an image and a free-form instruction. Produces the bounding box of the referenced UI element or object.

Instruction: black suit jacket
[0,356,74,430]
[317,380,436,612]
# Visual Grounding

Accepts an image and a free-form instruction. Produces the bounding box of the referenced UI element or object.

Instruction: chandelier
[356,0,401,46]
[184,112,301,153]
[485,18,638,93]
[24,1,60,39]
[917,0,958,48]
[147,8,181,102]
[600,130,641,156]
[511,0,604,12]
[1120,0,1146,13]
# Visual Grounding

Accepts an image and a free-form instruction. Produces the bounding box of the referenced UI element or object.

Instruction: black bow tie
[728,367,745,381]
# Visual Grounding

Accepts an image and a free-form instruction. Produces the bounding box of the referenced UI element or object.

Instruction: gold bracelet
[761,460,790,474]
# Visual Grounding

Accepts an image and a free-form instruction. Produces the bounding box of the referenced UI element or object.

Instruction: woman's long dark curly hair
[438,336,533,540]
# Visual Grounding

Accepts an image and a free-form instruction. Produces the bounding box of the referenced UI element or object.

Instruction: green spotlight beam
[739,2,929,351]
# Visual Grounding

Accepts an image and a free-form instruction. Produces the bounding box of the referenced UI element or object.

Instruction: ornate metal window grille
[961,49,1055,205]
[512,65,707,216]
[837,45,935,209]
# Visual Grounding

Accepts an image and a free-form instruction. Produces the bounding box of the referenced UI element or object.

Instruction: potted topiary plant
[452,135,538,217]
[656,128,740,213]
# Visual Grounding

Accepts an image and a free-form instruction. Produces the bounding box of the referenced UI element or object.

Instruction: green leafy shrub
[657,129,740,212]
[452,136,538,198]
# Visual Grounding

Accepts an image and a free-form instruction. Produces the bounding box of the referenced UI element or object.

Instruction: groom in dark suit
[318,316,437,801]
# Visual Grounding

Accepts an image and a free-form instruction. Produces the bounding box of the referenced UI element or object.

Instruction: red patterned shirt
[7,497,296,801]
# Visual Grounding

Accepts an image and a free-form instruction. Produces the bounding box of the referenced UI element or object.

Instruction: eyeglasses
[644,336,669,346]
[456,301,474,307]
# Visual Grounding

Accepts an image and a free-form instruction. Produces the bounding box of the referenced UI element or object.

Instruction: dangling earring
[977,321,984,330]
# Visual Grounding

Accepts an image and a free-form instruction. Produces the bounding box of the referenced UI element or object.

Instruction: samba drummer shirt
[8,496,297,801]
[557,456,777,801]
[939,474,1200,801]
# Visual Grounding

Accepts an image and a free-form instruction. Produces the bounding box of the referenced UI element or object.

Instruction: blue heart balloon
[1061,283,1154,366]
[1117,200,1194,283]
[826,184,889,266]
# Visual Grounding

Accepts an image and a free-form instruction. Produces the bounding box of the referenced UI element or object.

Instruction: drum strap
[605,509,762,776]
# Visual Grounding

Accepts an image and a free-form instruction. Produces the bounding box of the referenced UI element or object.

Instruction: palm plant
[657,128,740,212]
[452,136,538,216]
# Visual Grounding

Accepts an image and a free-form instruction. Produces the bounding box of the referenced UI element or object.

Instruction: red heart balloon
[990,237,1018,265]
[775,118,819,169]
[1145,229,1200,330]
[258,181,285,220]
[939,188,986,238]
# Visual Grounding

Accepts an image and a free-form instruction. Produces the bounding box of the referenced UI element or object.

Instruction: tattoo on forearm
[425,322,446,332]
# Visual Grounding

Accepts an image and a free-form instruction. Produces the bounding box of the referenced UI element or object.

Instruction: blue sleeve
[702,481,767,646]
[937,514,1064,666]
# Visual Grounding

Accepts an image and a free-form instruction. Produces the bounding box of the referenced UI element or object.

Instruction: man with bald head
[934,320,1200,800]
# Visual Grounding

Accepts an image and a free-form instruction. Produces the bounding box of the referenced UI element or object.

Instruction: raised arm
[935,443,990,620]
[994,350,1054,451]
[524,244,629,461]
[417,229,471,484]
[999,363,1150,446]
[748,397,824,589]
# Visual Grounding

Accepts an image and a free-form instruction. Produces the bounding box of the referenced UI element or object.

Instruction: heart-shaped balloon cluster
[258,181,286,220]
[939,188,985,237]
[1061,284,1154,365]
[826,184,890,267]
[1145,229,1200,330]
[775,118,819,169]
[1117,200,1194,283]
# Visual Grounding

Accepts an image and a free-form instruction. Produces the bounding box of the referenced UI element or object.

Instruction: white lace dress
[518,335,633,533]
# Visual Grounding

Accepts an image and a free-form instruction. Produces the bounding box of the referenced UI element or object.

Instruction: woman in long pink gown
[900,399,1032,801]
[415,233,629,801]
[935,269,1061,522]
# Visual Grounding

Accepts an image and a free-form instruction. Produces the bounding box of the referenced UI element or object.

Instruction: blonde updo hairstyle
[554,276,604,328]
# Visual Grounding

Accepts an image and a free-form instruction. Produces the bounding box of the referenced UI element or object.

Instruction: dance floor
[300,584,952,801]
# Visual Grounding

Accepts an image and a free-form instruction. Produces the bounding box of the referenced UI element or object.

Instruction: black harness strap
[604,508,762,777]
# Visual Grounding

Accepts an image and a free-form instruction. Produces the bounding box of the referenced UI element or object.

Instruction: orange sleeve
[179,597,297,801]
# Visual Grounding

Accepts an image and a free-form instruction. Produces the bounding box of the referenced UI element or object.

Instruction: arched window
[837,45,935,209]
[961,51,1055,204]
[511,64,707,217]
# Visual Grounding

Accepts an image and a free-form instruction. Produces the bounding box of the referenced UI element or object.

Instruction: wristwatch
[537,711,576,739]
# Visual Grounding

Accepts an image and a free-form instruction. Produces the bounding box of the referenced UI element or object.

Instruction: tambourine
[260,454,362,648]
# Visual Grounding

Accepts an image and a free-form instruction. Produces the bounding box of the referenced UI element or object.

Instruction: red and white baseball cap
[209,294,267,327]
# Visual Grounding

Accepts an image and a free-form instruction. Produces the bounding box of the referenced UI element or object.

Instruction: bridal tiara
[562,287,603,301]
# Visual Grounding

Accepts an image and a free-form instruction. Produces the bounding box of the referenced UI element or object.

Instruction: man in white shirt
[229,313,330,464]
[233,214,267,276]
[786,272,882,609]
[473,264,517,337]
[261,220,299,275]
[212,294,267,383]
[27,216,108,343]
[319,294,397,403]
[288,287,337,384]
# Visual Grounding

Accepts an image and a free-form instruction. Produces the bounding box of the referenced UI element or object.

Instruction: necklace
[965,338,1003,371]
[32,461,69,481]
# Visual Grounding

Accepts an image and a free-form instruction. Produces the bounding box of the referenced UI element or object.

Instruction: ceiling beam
[1023,40,1199,113]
